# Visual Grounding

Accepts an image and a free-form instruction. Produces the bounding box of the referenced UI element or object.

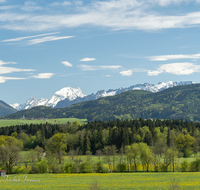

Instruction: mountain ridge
[6,83,200,121]
[10,81,195,110]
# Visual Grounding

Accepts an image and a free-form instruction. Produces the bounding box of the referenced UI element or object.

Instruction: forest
[1,118,200,174]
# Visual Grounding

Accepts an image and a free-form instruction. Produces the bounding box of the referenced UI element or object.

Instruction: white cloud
[120,70,133,76]
[148,62,200,76]
[21,1,42,12]
[105,75,111,77]
[1,33,74,46]
[62,61,73,67]
[149,53,200,61]
[0,60,34,75]
[1,32,59,43]
[3,0,200,31]
[79,65,122,71]
[27,35,74,45]
[31,73,54,79]
[0,76,26,83]
[0,60,17,66]
[0,0,6,3]
[50,1,72,6]
[79,58,96,62]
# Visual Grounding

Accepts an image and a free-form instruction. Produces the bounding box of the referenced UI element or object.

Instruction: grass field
[0,118,87,128]
[1,172,200,190]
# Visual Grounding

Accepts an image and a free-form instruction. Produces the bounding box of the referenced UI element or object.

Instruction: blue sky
[1,0,200,104]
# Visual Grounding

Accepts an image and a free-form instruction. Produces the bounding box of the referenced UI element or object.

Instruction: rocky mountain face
[10,81,195,110]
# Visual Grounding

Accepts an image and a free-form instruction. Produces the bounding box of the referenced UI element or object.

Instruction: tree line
[1,118,200,173]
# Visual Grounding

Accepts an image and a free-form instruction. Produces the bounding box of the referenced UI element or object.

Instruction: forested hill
[0,100,17,117]
[6,83,200,121]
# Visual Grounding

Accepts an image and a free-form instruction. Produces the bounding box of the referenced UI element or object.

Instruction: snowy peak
[11,87,86,111]
[47,87,86,107]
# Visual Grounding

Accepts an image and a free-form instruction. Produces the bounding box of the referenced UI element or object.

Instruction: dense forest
[6,83,200,121]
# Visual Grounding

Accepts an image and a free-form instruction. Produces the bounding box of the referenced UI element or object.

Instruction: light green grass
[0,118,87,128]
[0,172,200,190]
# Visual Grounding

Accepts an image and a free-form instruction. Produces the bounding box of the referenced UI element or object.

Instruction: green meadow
[0,118,87,128]
[1,173,200,190]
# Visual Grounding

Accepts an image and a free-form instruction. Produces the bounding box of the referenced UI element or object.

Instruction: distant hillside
[6,84,200,121]
[0,100,17,117]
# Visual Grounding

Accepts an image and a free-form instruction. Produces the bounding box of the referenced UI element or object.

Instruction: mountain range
[10,81,195,111]
[6,83,200,121]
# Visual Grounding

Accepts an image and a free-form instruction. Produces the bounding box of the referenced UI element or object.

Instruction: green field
[1,173,200,189]
[0,118,87,128]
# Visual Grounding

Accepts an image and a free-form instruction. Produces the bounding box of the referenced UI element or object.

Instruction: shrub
[190,159,200,172]
[64,163,74,173]
[30,165,40,174]
[160,163,168,172]
[79,161,93,173]
[180,160,189,172]
[96,161,108,173]
[116,163,126,172]
[36,160,48,173]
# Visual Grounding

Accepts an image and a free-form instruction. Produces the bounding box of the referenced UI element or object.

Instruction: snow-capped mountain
[11,81,195,110]
[11,87,86,111]
[55,81,195,108]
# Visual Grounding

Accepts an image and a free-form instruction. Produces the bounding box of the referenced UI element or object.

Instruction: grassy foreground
[0,173,200,190]
[0,118,87,127]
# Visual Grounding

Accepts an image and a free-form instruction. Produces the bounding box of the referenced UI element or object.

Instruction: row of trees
[1,133,200,174]
[1,118,200,173]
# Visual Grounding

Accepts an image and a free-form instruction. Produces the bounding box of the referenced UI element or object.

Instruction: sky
[1,0,200,104]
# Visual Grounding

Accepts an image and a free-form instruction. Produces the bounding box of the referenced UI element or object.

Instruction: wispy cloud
[0,76,26,83]
[62,61,73,67]
[50,1,72,6]
[1,32,74,45]
[0,60,34,83]
[21,1,42,12]
[80,58,96,62]
[147,62,200,76]
[31,73,54,79]
[1,32,59,42]
[27,35,74,45]
[79,65,122,71]
[0,60,34,75]
[3,0,200,31]
[149,53,200,61]
[120,70,133,76]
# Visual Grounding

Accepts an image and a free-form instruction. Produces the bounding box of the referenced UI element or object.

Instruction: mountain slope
[0,100,17,117]
[6,83,200,121]
[55,81,194,108]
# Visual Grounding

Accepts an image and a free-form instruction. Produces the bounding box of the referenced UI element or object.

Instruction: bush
[30,165,40,174]
[116,163,126,172]
[183,149,193,158]
[190,159,200,172]
[79,161,93,173]
[96,161,108,173]
[64,163,74,173]
[36,160,48,173]
[160,163,168,172]
[180,160,189,172]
